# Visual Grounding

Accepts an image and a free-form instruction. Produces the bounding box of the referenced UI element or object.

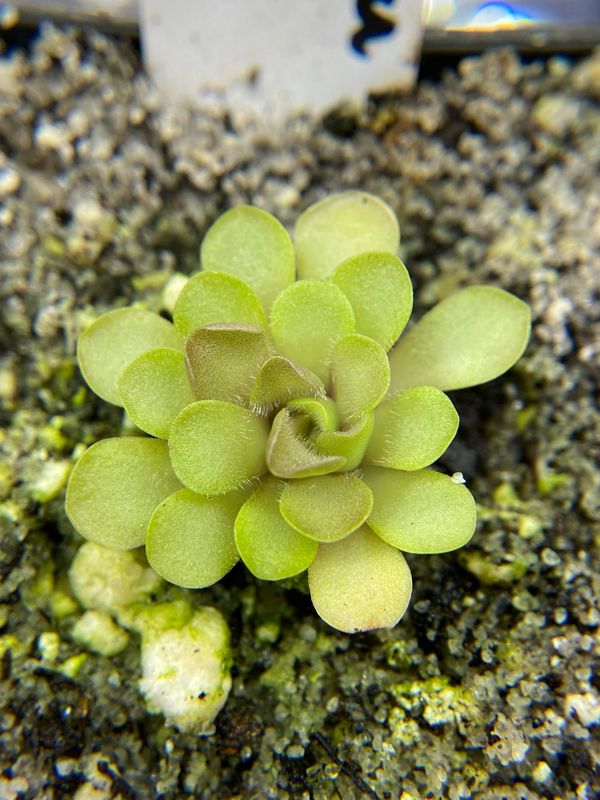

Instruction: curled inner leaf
[266,408,345,479]
[287,397,339,432]
[249,355,324,415]
[314,412,374,472]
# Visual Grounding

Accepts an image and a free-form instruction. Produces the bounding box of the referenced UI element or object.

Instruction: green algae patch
[391,676,480,729]
[461,551,533,586]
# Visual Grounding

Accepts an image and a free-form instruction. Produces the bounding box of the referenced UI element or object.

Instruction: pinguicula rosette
[66,192,531,633]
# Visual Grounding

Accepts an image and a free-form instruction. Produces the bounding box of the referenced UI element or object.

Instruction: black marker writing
[351,0,396,58]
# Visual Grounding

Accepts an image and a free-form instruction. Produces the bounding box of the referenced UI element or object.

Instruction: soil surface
[0,25,599,800]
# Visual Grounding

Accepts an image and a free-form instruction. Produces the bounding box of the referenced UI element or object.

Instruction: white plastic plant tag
[139,0,424,117]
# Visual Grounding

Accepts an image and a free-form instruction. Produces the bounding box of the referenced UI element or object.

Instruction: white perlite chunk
[162,272,188,315]
[72,610,129,657]
[69,542,162,614]
[136,601,232,734]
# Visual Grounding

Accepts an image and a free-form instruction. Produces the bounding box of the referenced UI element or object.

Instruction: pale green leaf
[119,348,195,439]
[146,488,244,588]
[330,334,390,424]
[314,412,374,471]
[65,437,182,550]
[185,324,269,403]
[169,400,268,495]
[287,397,339,432]
[201,206,295,312]
[249,355,324,415]
[294,191,400,281]
[173,271,267,338]
[365,387,458,471]
[364,466,477,553]
[308,526,412,633]
[279,474,373,543]
[270,281,355,382]
[332,251,412,350]
[266,408,345,479]
[78,308,183,406]
[389,286,531,393]
[234,478,317,580]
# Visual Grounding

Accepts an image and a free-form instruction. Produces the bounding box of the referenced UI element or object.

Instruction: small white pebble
[38,631,60,661]
[286,744,305,759]
[532,761,553,783]
[0,5,19,29]
[55,758,77,778]
[162,273,188,314]
[565,693,600,727]
[0,206,14,226]
[325,695,340,714]
[298,623,317,642]
[553,607,568,625]
[137,603,232,733]
[541,548,561,566]
[129,106,146,125]
[451,472,466,484]
[0,167,20,197]
[35,121,68,150]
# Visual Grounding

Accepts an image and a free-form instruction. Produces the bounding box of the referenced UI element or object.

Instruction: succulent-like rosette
[66,192,531,633]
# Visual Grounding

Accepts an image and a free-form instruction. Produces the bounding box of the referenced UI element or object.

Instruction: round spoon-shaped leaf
[249,356,324,416]
[266,408,345,479]
[65,437,182,549]
[270,281,355,382]
[169,400,268,495]
[78,308,183,406]
[173,271,267,338]
[185,324,269,403]
[364,466,477,553]
[294,191,400,281]
[332,252,413,351]
[308,526,412,633]
[201,206,295,312]
[314,412,374,471]
[147,488,245,588]
[388,286,531,393]
[330,334,390,424]
[280,474,373,543]
[234,478,317,580]
[365,386,459,471]
[119,348,195,439]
